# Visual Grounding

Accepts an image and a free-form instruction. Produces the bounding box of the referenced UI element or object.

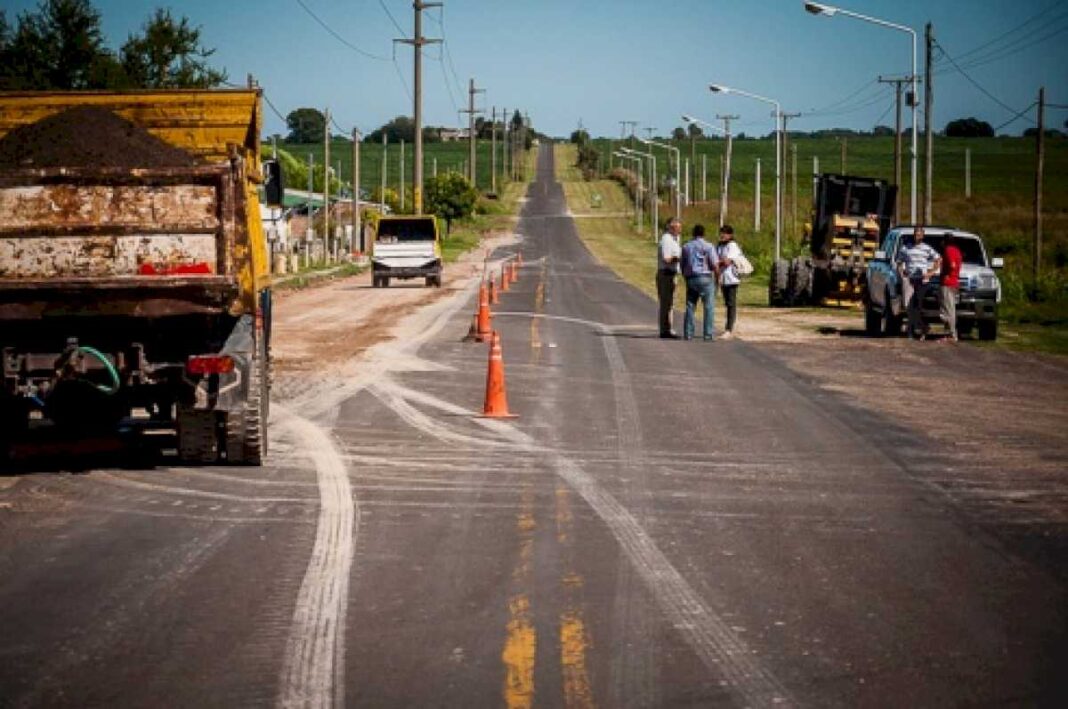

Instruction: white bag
[734,251,754,277]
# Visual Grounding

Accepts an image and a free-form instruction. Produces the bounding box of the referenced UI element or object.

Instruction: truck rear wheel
[977,319,998,341]
[226,345,268,465]
[864,299,881,336]
[769,259,789,307]
[177,409,220,463]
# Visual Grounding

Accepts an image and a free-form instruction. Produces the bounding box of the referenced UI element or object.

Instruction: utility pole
[879,75,909,222]
[396,1,441,215]
[352,129,362,255]
[701,153,707,202]
[491,107,497,194]
[323,108,330,260]
[841,137,848,174]
[754,158,762,230]
[501,107,509,183]
[643,126,656,140]
[462,78,485,187]
[780,113,800,237]
[380,134,387,213]
[791,143,798,239]
[1033,86,1045,299]
[924,22,934,225]
[399,139,406,212]
[717,113,738,225]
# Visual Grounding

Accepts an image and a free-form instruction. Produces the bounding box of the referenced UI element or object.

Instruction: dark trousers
[721,283,738,332]
[657,271,676,335]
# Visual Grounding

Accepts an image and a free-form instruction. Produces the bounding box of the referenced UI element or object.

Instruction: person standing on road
[896,226,942,340]
[657,217,683,338]
[680,224,719,341]
[716,224,742,339]
[939,232,963,342]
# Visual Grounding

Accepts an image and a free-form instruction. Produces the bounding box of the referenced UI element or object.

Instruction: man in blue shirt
[680,224,720,340]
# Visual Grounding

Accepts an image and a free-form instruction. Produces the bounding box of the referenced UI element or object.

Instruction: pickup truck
[0,90,273,464]
[371,215,442,288]
[864,226,1003,340]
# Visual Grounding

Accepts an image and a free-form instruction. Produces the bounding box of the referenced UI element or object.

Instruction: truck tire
[382,276,390,288]
[225,346,267,465]
[789,258,813,306]
[769,259,789,307]
[882,289,902,336]
[864,298,881,336]
[178,409,220,463]
[978,319,998,341]
[426,274,442,287]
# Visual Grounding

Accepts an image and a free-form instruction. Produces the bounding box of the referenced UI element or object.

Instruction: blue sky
[4,0,1067,137]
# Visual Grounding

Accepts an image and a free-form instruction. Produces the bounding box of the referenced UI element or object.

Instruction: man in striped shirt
[895,227,942,340]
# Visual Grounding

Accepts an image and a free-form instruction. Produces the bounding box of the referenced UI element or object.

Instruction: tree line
[0,0,224,90]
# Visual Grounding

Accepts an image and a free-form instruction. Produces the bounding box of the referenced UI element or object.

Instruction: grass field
[559,141,1068,355]
[274,139,522,198]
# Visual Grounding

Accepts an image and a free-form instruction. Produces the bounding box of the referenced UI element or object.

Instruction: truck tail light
[186,354,235,375]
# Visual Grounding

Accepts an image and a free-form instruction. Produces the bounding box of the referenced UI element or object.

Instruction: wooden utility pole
[397,1,441,214]
[791,143,798,238]
[1033,86,1045,299]
[323,108,330,258]
[501,107,508,184]
[352,129,362,254]
[924,22,934,225]
[380,134,387,212]
[399,139,405,212]
[462,79,485,188]
[780,113,800,236]
[491,107,497,194]
[841,137,848,174]
[754,158,762,230]
[879,75,909,222]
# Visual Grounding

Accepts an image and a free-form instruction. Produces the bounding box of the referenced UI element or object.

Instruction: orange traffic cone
[488,276,499,304]
[509,259,518,284]
[462,313,480,342]
[500,265,510,293]
[475,282,492,341]
[480,331,518,418]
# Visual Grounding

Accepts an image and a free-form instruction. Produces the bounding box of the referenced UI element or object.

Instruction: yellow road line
[503,497,537,709]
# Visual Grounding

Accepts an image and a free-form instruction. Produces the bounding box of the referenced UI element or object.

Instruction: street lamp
[682,114,731,225]
[621,146,658,240]
[614,151,643,228]
[804,0,917,224]
[710,83,783,260]
[639,137,681,221]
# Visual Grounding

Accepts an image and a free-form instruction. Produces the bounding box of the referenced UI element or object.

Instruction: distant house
[438,128,469,142]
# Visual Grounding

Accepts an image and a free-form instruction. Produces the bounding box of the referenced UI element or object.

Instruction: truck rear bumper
[372,260,441,279]
[0,276,239,319]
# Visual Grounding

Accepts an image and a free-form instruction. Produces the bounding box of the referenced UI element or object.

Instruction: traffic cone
[509,259,518,284]
[500,265,510,292]
[480,331,518,418]
[488,276,499,304]
[475,282,492,341]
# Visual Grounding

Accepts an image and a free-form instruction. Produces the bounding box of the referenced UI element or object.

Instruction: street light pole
[639,137,681,219]
[682,114,730,225]
[614,151,643,228]
[710,84,782,259]
[804,1,917,224]
[621,146,658,240]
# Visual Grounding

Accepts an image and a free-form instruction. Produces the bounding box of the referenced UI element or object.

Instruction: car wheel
[864,298,881,336]
[978,319,998,341]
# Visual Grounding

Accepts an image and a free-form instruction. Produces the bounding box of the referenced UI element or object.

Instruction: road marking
[503,497,538,709]
[556,485,595,709]
[276,407,357,709]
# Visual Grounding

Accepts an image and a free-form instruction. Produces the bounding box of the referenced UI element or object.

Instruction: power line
[293,0,390,61]
[942,3,1063,64]
[934,39,1037,123]
[935,5,1068,72]
[992,102,1038,133]
[378,0,406,35]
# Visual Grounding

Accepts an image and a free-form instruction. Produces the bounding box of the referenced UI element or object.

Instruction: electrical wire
[293,0,390,61]
[991,102,1038,133]
[378,0,406,36]
[934,39,1037,123]
[936,6,1068,73]
[939,3,1062,64]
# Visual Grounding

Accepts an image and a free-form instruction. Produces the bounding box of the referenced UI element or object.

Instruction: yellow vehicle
[0,90,273,464]
[371,215,443,288]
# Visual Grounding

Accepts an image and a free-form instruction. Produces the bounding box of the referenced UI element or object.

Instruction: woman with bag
[716,225,750,339]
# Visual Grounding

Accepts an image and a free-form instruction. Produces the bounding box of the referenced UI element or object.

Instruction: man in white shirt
[716,224,743,339]
[657,217,682,338]
[895,226,941,340]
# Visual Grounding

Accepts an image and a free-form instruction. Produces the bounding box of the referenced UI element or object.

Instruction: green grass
[562,140,1068,355]
[272,139,518,198]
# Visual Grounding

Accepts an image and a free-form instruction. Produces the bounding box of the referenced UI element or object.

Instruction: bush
[424,172,477,233]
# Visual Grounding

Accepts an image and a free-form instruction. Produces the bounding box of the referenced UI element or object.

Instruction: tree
[0,0,110,90]
[569,129,589,145]
[687,123,704,139]
[424,172,477,234]
[120,8,225,88]
[872,125,894,137]
[286,108,325,144]
[366,116,416,144]
[672,126,687,141]
[944,117,994,138]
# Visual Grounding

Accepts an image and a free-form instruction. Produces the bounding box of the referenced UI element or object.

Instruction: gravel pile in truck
[0,105,200,169]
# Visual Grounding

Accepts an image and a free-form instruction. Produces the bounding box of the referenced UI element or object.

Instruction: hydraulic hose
[76,346,121,396]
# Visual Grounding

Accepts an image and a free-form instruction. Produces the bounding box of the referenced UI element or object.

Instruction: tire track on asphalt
[275,407,357,709]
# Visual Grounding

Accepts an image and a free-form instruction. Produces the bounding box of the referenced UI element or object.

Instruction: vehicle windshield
[377,218,437,242]
[896,232,987,266]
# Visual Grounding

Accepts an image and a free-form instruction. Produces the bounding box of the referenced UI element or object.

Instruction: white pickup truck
[371,215,442,288]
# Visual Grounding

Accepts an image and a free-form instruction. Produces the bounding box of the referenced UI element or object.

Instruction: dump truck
[0,90,274,464]
[770,173,897,307]
[371,215,442,288]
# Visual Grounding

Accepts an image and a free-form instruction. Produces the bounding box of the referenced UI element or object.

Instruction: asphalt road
[1,144,1065,708]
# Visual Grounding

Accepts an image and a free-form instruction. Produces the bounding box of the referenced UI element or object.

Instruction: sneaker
[721,331,733,340]
[659,332,681,340]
